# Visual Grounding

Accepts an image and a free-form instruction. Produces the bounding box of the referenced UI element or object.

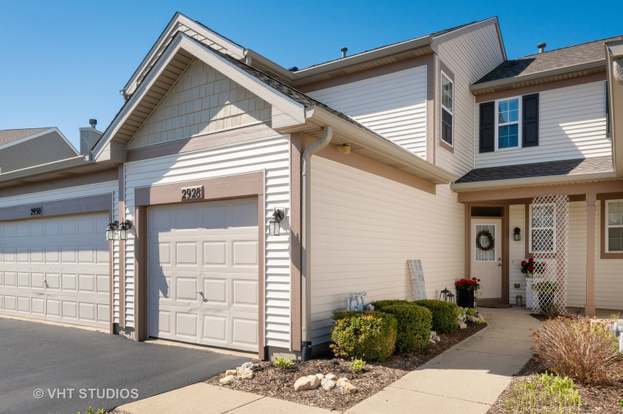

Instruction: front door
[471,218,502,300]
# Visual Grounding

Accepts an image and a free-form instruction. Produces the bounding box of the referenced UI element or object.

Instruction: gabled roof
[0,127,78,154]
[473,35,623,90]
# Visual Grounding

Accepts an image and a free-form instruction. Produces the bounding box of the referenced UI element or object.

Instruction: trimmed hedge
[330,311,397,362]
[414,300,460,333]
[373,301,432,352]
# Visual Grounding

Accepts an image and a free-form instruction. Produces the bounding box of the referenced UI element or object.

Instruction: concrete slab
[118,383,262,414]
[346,387,489,414]
[229,396,333,413]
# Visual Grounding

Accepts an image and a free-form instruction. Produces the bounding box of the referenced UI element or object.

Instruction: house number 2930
[181,185,204,201]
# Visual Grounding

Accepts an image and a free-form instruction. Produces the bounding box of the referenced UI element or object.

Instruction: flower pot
[456,288,475,308]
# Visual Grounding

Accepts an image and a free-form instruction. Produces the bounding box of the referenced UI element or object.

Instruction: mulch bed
[488,357,623,414]
[207,323,486,411]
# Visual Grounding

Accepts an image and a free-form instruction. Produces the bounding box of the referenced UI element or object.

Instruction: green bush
[272,356,295,369]
[350,358,366,373]
[414,300,460,333]
[373,301,432,352]
[330,311,397,362]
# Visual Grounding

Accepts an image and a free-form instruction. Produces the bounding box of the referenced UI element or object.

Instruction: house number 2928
[181,185,204,201]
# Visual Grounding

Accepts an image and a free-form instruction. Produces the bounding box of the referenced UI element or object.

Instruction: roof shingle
[0,128,52,146]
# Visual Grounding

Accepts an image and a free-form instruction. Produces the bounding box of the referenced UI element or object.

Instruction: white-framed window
[495,97,521,150]
[530,203,556,253]
[441,72,453,146]
[605,199,623,253]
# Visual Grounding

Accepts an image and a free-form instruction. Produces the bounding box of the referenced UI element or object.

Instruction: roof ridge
[0,127,54,132]
[519,34,623,59]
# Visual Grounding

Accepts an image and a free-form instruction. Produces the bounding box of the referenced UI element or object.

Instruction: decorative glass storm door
[471,218,502,300]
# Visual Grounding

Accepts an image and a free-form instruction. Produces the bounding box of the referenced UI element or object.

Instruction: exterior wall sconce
[106,220,133,241]
[513,227,521,241]
[269,209,285,236]
[439,287,455,303]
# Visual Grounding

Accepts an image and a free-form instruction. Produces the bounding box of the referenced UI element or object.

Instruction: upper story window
[496,98,520,149]
[530,203,556,253]
[606,200,623,253]
[441,72,454,146]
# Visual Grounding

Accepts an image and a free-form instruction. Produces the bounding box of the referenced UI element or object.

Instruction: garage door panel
[0,213,110,329]
[148,198,259,351]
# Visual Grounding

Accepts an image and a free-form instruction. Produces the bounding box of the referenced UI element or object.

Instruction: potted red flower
[454,277,480,308]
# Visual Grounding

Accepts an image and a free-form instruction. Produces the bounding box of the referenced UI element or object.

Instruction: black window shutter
[479,101,495,153]
[522,93,539,147]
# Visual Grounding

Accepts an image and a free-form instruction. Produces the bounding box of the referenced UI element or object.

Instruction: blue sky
[1,0,621,147]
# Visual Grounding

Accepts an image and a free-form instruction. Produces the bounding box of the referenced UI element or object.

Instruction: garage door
[147,198,259,352]
[0,213,110,329]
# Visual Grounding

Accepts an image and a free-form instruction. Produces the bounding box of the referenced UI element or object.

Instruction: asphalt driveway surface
[0,318,249,414]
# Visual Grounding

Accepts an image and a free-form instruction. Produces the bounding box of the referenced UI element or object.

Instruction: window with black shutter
[522,93,539,147]
[479,101,495,153]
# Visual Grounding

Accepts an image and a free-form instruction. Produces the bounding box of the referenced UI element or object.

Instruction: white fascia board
[451,171,618,192]
[310,107,454,184]
[123,13,245,96]
[94,34,306,160]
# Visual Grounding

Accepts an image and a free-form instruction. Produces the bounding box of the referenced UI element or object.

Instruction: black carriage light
[439,287,452,302]
[118,220,133,241]
[269,209,285,236]
[106,221,119,241]
[513,227,521,241]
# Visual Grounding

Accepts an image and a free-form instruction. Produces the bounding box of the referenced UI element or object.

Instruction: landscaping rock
[294,375,321,391]
[225,369,237,376]
[459,320,467,329]
[315,373,325,380]
[321,377,336,391]
[430,331,441,343]
[237,367,254,379]
[336,377,357,394]
[324,373,337,381]
[219,375,236,385]
[240,361,257,371]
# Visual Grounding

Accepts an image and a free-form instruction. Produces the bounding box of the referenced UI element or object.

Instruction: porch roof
[455,156,614,185]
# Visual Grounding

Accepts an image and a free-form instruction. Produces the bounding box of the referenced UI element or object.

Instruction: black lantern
[269,209,285,236]
[513,227,521,241]
[106,221,119,241]
[439,287,455,302]
[106,220,133,241]
[118,220,133,240]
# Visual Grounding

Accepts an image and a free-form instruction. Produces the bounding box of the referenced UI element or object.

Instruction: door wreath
[476,230,494,251]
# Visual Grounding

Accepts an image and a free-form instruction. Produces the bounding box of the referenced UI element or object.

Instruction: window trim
[440,71,454,148]
[529,202,556,254]
[605,199,623,254]
[494,96,522,151]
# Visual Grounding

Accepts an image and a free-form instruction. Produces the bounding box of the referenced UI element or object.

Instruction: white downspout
[301,126,333,359]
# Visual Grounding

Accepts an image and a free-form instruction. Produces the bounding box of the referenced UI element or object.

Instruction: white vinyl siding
[0,181,120,322]
[123,135,291,348]
[476,81,611,168]
[308,66,428,159]
[310,156,464,344]
[434,23,505,176]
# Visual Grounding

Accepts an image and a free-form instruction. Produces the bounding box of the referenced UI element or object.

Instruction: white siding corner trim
[123,135,292,349]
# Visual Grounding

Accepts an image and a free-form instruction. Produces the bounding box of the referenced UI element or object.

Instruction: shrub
[533,317,623,385]
[373,301,432,352]
[503,373,581,414]
[414,300,460,333]
[272,356,295,369]
[351,358,366,373]
[330,311,397,362]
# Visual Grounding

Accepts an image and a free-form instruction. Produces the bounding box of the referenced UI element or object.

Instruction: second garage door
[147,198,259,352]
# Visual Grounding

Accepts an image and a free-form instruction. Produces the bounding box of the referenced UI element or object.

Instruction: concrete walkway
[118,308,540,414]
[346,308,541,413]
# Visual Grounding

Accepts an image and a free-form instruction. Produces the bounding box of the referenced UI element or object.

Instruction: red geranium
[455,277,480,291]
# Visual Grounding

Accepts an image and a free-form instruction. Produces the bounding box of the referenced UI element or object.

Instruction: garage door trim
[0,192,114,333]
[133,171,265,358]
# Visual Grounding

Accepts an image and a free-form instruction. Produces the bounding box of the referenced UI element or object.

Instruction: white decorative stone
[225,369,237,376]
[294,375,321,391]
[237,367,254,379]
[324,373,337,381]
[336,377,357,394]
[430,331,441,343]
[321,378,336,391]
[240,362,256,371]
[219,375,236,385]
[459,321,467,329]
[316,373,325,380]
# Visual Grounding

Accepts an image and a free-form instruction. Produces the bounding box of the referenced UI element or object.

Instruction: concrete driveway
[0,318,249,414]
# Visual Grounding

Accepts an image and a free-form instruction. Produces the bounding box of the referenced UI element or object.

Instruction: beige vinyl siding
[567,202,587,307]
[0,181,120,322]
[508,205,526,304]
[595,200,623,309]
[475,81,611,168]
[307,66,429,159]
[434,23,505,176]
[310,156,464,344]
[123,133,292,348]
[129,60,270,149]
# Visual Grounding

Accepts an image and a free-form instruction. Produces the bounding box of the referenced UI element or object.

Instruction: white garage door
[0,213,110,329]
[147,198,259,352]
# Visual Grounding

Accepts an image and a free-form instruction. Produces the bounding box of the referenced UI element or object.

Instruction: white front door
[147,198,259,352]
[471,218,502,300]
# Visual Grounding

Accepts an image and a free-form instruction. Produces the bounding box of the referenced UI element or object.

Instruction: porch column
[585,192,596,316]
